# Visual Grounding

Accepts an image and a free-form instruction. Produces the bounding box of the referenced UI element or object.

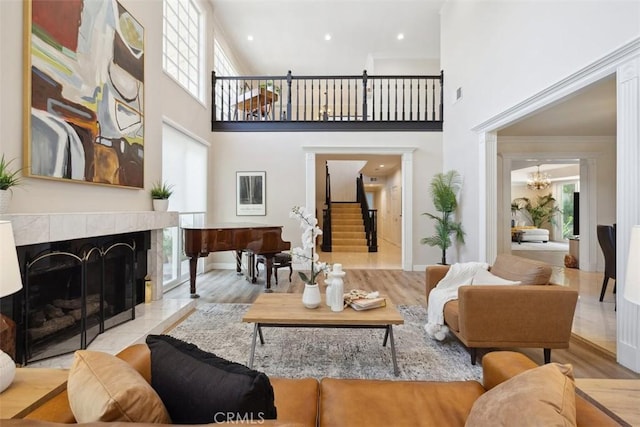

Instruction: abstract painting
[236,171,266,216]
[24,0,144,188]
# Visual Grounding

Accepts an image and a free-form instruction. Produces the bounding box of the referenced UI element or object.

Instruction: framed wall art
[236,171,266,216]
[24,0,145,188]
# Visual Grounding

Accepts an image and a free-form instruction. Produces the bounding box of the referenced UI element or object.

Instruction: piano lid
[181,222,283,230]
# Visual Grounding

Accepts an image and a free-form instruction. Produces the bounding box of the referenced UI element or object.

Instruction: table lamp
[0,220,23,392]
[624,225,640,306]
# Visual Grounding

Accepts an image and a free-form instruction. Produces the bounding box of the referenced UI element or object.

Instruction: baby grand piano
[183,223,291,297]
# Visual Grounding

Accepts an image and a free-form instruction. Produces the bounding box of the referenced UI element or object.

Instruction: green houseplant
[421,170,465,265]
[512,193,561,229]
[0,155,21,191]
[150,181,173,212]
[0,155,22,214]
[150,181,174,199]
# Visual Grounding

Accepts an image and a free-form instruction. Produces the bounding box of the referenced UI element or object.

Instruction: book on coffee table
[349,297,386,311]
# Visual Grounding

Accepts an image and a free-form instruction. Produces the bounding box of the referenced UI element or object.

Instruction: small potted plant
[0,154,21,214]
[150,181,173,212]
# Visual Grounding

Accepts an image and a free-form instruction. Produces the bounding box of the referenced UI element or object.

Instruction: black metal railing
[356,174,378,252]
[322,163,332,251]
[212,70,443,132]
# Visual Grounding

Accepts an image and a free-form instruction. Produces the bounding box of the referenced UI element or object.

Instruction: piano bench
[256,253,293,285]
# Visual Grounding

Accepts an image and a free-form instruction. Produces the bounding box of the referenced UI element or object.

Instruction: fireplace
[13,232,150,364]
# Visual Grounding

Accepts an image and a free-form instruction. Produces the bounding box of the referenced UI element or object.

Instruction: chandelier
[527,166,551,190]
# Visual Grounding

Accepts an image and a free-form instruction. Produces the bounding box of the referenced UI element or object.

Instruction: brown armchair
[425,254,578,365]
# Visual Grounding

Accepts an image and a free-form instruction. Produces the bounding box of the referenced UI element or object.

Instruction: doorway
[305,148,412,270]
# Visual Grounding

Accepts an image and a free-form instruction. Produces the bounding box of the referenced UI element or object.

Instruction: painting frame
[236,171,266,216]
[23,0,145,188]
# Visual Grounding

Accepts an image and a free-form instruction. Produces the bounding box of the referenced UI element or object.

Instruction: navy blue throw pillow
[145,334,277,424]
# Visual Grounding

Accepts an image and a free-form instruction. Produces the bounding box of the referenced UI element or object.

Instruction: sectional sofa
[9,342,620,426]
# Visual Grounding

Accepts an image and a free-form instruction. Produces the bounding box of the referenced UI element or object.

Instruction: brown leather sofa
[9,343,620,426]
[426,254,579,364]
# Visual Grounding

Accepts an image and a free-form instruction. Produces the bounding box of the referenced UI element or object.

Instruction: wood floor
[165,265,638,380]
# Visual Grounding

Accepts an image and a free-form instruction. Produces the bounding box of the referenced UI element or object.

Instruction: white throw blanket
[425,262,489,341]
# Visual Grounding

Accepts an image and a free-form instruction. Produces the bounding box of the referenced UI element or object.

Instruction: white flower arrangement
[289,206,330,285]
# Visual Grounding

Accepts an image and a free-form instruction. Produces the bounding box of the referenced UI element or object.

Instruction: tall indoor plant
[0,155,21,214]
[512,193,561,228]
[421,170,465,265]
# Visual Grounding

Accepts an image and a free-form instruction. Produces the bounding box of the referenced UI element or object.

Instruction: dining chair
[596,224,616,302]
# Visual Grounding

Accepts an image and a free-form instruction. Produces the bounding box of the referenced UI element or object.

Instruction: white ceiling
[511,163,580,185]
[499,75,617,137]
[210,1,617,175]
[209,0,445,75]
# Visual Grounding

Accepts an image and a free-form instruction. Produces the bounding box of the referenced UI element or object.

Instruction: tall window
[161,121,208,291]
[214,39,238,120]
[163,0,203,100]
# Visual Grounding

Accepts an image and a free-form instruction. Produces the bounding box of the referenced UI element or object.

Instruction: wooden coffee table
[242,293,405,375]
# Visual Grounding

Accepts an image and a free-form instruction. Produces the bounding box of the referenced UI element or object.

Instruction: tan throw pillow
[465,363,576,427]
[490,254,552,285]
[68,350,171,423]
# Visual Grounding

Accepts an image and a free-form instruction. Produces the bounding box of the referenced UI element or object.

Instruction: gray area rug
[168,303,482,381]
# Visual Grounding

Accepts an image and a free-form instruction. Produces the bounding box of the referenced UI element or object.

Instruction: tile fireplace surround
[4,211,178,302]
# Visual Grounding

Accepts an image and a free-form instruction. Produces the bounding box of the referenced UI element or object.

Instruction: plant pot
[152,199,169,212]
[0,190,10,214]
[302,283,321,309]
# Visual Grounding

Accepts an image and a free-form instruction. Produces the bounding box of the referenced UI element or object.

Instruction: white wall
[440,0,639,261]
[207,131,444,268]
[326,160,366,201]
[0,0,215,214]
[381,167,402,247]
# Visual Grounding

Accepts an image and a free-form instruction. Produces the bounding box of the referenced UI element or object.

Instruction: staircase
[331,203,368,252]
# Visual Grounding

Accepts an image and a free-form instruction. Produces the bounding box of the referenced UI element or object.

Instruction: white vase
[0,350,15,393]
[152,199,169,212]
[0,190,11,214]
[330,264,346,312]
[302,283,321,309]
[325,277,334,307]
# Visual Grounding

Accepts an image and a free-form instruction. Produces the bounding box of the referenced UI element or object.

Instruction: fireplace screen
[17,232,148,364]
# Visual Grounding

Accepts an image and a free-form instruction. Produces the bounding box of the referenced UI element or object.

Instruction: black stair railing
[356,174,378,252]
[211,70,443,132]
[321,163,332,252]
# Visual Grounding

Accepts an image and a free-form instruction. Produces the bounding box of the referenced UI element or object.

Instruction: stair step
[332,231,365,239]
[333,225,364,233]
[331,245,369,253]
[332,213,362,219]
[332,219,362,225]
[332,238,367,245]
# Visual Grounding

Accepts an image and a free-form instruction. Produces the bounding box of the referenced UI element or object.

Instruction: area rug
[167,303,482,382]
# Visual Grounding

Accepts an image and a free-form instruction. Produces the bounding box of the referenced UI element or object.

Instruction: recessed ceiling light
[397,33,404,40]
[324,33,332,41]
[247,35,254,41]
[379,164,385,168]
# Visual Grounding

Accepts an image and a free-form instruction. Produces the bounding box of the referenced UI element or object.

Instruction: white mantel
[2,211,179,301]
[2,211,178,246]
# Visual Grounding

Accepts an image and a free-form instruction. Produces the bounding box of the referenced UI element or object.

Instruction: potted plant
[0,154,21,214]
[289,206,330,308]
[150,181,173,212]
[512,194,561,228]
[421,170,465,265]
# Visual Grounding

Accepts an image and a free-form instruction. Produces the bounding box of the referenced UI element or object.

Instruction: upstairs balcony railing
[211,70,443,132]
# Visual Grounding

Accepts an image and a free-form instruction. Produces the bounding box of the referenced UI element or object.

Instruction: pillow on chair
[490,254,551,285]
